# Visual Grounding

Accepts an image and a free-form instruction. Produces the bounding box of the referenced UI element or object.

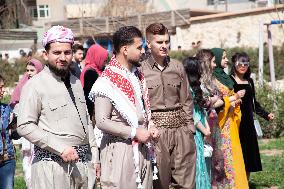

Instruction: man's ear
[122,45,128,56]
[42,50,48,61]
[146,40,151,49]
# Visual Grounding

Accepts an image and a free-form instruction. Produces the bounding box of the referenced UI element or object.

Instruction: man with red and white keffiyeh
[89,26,159,189]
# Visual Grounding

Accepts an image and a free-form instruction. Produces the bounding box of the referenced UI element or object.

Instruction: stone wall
[171,8,284,50]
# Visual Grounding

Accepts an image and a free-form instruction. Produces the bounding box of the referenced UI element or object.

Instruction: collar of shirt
[45,66,72,83]
[78,64,82,71]
[45,66,61,81]
[148,55,170,70]
[118,65,145,112]
[127,70,145,113]
[120,65,137,76]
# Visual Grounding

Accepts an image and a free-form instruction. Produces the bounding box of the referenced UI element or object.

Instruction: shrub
[170,46,284,81]
[1,94,11,104]
[0,56,45,88]
[255,84,284,138]
[170,50,195,61]
[0,58,27,87]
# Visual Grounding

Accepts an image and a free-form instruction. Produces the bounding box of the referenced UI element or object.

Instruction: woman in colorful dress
[230,52,274,179]
[195,49,225,186]
[211,48,249,189]
[183,57,211,189]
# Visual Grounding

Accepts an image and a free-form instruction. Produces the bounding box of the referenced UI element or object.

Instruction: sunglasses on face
[236,61,249,67]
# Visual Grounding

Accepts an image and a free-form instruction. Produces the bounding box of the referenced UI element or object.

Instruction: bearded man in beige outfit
[17,26,99,189]
[89,26,159,189]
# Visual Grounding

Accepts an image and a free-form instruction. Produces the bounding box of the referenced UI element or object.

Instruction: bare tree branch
[19,0,28,14]
[0,6,7,13]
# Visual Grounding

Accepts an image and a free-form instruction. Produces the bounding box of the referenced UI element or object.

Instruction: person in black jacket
[80,44,108,118]
[70,43,84,78]
[230,52,274,179]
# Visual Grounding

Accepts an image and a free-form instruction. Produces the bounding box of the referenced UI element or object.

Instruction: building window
[30,6,38,19]
[207,0,226,5]
[38,5,50,18]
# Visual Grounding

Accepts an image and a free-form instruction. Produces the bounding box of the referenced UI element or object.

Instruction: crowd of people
[0,22,275,189]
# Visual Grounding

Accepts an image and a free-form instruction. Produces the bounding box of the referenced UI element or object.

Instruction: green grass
[14,146,26,189]
[249,138,284,189]
[250,154,284,189]
[258,138,284,151]
[14,138,284,189]
[14,177,26,189]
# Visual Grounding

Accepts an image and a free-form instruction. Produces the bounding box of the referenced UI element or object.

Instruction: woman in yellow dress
[211,48,249,189]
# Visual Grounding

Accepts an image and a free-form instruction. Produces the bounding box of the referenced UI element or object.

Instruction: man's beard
[75,58,82,63]
[129,58,141,67]
[48,63,70,78]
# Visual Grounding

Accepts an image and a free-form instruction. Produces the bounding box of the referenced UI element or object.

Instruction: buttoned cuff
[130,127,136,139]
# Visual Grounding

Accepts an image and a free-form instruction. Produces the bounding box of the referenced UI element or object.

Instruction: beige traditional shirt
[17,66,99,163]
[141,56,195,132]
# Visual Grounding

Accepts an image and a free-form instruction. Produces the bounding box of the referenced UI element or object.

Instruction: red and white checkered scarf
[101,55,151,121]
[90,55,158,188]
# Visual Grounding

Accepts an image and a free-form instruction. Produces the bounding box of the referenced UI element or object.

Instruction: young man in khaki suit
[141,23,196,189]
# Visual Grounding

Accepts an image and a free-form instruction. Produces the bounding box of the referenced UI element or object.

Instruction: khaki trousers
[31,159,89,189]
[154,126,196,189]
[100,138,153,189]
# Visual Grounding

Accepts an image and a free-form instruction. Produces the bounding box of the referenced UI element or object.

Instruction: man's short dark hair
[72,43,84,53]
[113,26,143,54]
[146,23,168,40]
[44,43,51,52]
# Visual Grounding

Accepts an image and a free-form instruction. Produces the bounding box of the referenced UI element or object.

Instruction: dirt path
[260,149,283,156]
